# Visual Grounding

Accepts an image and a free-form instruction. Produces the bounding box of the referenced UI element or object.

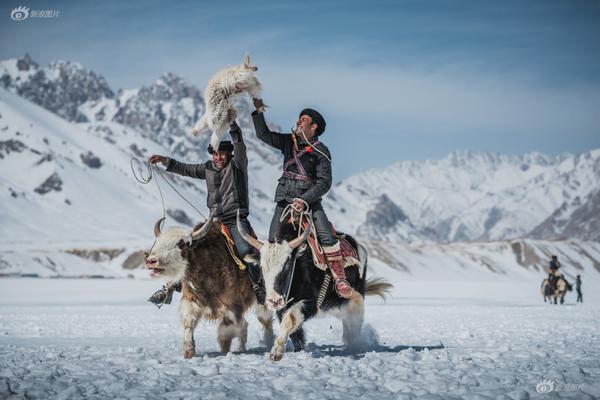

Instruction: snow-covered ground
[1,276,598,399]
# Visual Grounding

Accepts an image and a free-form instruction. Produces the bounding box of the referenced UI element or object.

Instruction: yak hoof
[269,351,283,362]
[184,348,196,359]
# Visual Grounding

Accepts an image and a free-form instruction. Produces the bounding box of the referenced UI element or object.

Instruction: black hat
[208,141,234,154]
[299,108,326,136]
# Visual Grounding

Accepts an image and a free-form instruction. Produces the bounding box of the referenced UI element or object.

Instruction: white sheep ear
[243,53,257,71]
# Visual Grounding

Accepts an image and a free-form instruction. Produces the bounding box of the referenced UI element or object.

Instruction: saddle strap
[220,223,247,271]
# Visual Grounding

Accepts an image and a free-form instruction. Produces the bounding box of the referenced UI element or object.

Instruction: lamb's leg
[256,304,274,348]
[180,299,201,359]
[342,294,364,346]
[270,303,305,361]
[210,125,229,152]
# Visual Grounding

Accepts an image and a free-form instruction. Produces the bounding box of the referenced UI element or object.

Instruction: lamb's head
[144,213,215,281]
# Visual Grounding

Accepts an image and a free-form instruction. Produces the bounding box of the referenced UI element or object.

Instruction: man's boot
[324,242,354,299]
[148,281,182,308]
[244,254,266,305]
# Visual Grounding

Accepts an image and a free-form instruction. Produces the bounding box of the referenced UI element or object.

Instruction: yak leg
[180,299,201,359]
[342,294,365,347]
[270,303,305,361]
[217,314,237,353]
[236,317,248,352]
[256,304,274,348]
[290,327,306,352]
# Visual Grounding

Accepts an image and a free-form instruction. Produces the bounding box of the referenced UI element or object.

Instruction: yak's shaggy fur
[192,54,264,149]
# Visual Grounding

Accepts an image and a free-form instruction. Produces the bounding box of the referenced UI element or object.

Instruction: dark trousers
[221,217,256,258]
[577,289,583,302]
[269,201,337,247]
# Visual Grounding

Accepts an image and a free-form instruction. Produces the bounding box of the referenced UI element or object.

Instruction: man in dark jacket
[250,98,354,299]
[576,275,583,303]
[147,120,264,305]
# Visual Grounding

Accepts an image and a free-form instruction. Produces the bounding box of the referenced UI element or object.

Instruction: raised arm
[251,98,290,151]
[229,120,247,169]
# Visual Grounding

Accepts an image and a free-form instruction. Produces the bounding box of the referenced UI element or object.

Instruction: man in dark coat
[250,98,354,299]
[576,275,583,303]
[147,120,264,305]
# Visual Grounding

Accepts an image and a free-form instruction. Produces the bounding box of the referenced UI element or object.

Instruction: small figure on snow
[576,275,583,303]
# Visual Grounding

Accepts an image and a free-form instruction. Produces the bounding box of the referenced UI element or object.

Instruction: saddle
[298,218,364,278]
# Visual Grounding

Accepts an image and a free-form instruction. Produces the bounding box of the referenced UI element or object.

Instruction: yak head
[237,211,310,311]
[144,211,215,281]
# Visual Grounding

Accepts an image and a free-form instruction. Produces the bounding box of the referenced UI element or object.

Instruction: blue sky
[2,0,600,179]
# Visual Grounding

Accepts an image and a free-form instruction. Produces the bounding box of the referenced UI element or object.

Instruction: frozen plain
[1,273,599,400]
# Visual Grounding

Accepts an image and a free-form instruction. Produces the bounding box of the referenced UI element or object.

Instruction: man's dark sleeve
[251,110,290,151]
[230,121,247,170]
[299,144,332,204]
[166,158,206,179]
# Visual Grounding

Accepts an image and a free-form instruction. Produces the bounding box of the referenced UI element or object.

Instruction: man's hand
[253,98,266,113]
[292,198,308,212]
[148,154,168,166]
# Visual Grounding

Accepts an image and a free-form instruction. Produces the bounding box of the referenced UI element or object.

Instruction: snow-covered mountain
[1,54,599,280]
[325,149,600,243]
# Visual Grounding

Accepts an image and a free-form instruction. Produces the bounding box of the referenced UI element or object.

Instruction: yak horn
[191,210,216,241]
[237,210,263,250]
[288,219,312,250]
[154,217,165,238]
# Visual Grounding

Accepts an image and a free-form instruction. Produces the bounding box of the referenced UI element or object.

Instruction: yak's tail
[365,277,393,300]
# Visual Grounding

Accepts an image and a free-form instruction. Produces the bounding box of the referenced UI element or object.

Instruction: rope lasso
[130,157,207,221]
[291,127,332,163]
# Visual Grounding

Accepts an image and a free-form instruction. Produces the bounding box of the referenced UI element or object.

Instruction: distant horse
[541,276,570,305]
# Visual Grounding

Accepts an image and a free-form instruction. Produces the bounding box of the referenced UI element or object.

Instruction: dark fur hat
[299,108,326,135]
[208,141,234,154]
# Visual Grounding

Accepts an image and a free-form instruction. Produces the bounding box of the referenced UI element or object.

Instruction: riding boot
[148,280,182,308]
[244,254,266,305]
[324,242,354,299]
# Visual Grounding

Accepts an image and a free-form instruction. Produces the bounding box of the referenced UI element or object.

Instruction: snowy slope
[1,54,600,282]
[0,86,282,277]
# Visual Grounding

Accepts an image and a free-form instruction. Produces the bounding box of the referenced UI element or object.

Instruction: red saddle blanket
[300,219,363,275]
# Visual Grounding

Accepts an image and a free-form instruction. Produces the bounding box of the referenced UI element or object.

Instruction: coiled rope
[130,157,207,223]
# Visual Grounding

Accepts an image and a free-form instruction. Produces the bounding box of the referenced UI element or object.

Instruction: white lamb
[192,54,265,150]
